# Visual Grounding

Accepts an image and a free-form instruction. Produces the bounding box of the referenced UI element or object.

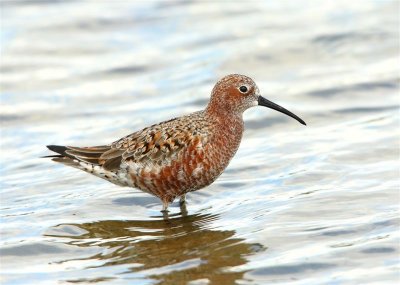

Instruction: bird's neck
[205,108,244,142]
[203,109,244,172]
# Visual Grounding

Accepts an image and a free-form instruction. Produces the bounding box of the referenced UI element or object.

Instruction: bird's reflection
[46,209,264,284]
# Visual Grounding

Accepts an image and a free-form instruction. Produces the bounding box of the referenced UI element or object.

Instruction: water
[1,1,399,284]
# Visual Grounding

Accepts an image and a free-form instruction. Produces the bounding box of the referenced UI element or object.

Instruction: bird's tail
[44,145,112,163]
[44,144,123,172]
[43,145,69,158]
[44,144,127,186]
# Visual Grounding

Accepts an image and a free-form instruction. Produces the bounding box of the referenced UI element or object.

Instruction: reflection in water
[46,211,264,284]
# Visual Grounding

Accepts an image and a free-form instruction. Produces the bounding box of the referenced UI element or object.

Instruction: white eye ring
[239,85,248,93]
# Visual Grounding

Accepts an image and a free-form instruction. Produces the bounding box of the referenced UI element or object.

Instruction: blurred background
[0,1,399,284]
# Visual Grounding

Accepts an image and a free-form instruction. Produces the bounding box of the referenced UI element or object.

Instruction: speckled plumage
[47,74,306,212]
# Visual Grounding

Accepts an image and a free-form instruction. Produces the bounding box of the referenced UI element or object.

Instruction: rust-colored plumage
[47,74,306,212]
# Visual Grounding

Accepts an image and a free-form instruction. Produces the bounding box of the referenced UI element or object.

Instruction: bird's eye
[239,86,248,93]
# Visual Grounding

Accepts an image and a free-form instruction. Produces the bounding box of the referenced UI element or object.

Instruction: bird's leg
[161,200,169,213]
[179,194,186,205]
[162,210,170,220]
[180,200,188,217]
[179,194,188,216]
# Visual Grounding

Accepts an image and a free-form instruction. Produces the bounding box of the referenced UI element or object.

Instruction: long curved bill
[258,96,306,125]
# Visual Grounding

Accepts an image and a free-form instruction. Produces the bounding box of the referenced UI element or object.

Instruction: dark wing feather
[102,156,123,170]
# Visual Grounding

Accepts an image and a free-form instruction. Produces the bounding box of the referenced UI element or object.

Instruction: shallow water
[1,1,399,284]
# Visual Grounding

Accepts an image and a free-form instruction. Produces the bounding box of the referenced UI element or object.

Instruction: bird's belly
[126,140,238,201]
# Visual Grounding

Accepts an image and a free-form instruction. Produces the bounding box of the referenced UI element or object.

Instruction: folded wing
[47,112,212,172]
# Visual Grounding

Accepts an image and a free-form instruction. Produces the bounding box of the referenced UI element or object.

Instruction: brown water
[1,1,399,284]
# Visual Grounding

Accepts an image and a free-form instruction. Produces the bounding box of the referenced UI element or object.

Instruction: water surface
[1,1,399,284]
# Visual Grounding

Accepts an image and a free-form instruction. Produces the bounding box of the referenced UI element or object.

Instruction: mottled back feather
[53,111,213,172]
[109,111,213,167]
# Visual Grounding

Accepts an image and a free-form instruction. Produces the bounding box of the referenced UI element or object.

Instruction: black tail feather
[46,145,68,156]
[41,154,64,158]
[45,144,113,167]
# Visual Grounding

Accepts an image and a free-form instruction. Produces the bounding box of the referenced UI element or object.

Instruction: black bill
[258,96,306,125]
